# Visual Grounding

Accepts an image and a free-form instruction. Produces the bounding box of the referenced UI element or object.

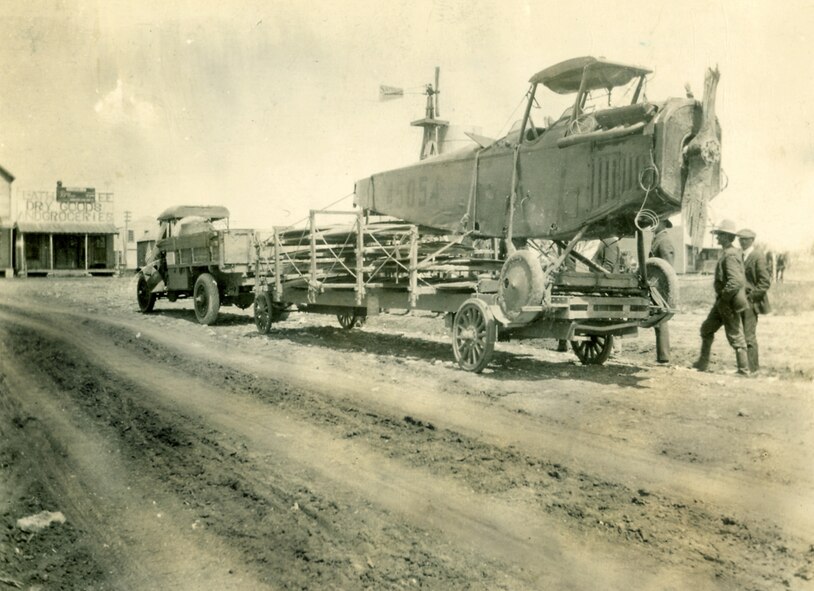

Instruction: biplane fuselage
[355,57,721,242]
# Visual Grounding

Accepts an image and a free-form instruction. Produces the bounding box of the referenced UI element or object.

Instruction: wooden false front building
[14,184,117,276]
[14,222,117,276]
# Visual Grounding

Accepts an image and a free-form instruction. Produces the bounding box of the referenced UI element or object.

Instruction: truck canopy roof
[157,205,230,222]
[530,56,651,94]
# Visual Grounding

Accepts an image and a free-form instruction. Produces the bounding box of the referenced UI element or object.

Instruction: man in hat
[592,235,621,272]
[738,228,771,373]
[692,219,750,375]
[649,218,675,363]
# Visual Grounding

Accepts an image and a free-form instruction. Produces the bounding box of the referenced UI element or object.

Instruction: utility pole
[123,210,132,270]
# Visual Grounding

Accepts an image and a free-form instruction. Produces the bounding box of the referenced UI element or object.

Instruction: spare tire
[497,249,545,323]
[645,257,679,309]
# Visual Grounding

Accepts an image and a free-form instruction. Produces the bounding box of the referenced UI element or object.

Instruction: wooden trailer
[252,209,676,373]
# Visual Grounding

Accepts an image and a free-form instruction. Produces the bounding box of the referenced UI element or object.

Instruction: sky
[1,0,813,250]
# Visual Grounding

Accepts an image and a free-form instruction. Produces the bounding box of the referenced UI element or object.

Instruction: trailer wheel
[254,293,273,334]
[136,275,156,313]
[571,335,614,365]
[452,298,496,373]
[645,257,679,308]
[337,310,365,329]
[193,273,220,325]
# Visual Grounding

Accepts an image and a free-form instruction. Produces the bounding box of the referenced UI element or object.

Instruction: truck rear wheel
[136,275,156,313]
[193,273,220,325]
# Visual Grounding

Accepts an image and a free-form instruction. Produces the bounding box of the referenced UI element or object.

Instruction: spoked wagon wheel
[452,299,496,373]
[254,293,273,334]
[254,293,290,334]
[193,273,220,325]
[337,309,364,329]
[571,334,614,365]
[136,275,156,313]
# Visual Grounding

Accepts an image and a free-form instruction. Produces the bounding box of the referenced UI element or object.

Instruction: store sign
[56,182,96,203]
[19,190,114,224]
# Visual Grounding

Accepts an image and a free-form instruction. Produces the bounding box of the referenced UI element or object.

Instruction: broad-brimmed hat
[738,228,756,239]
[711,219,738,236]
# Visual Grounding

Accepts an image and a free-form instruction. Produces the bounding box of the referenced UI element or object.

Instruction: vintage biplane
[355,55,721,244]
[252,57,723,372]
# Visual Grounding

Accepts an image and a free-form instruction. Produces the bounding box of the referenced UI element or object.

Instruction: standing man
[775,252,787,282]
[649,218,675,363]
[592,236,621,272]
[692,219,750,375]
[738,228,771,373]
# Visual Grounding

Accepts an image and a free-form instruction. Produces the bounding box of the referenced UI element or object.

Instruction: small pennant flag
[379,85,404,101]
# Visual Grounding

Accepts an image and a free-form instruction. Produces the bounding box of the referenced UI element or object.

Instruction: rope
[634,150,661,231]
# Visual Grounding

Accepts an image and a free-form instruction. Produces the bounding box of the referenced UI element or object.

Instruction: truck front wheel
[136,274,156,313]
[193,273,220,325]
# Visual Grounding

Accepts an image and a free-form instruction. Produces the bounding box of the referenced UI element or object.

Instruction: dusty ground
[0,269,813,590]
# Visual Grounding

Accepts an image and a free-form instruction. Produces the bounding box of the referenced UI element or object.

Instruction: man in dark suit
[692,219,749,375]
[649,218,675,363]
[738,228,771,373]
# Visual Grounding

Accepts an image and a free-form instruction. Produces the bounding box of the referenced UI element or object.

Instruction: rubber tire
[136,274,156,313]
[452,299,496,373]
[645,257,679,308]
[193,273,220,325]
[498,249,545,323]
[571,334,614,365]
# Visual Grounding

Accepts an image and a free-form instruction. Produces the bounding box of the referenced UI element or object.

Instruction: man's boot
[736,348,750,376]
[692,338,713,371]
[747,345,759,373]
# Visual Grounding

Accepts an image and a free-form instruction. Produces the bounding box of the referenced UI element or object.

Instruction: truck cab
[136,205,256,324]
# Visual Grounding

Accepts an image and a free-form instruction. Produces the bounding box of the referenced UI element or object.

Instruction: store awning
[16,221,118,234]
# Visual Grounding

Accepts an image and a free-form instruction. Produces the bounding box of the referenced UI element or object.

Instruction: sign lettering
[18,190,115,224]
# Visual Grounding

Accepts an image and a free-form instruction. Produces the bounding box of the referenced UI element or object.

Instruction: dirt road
[1,277,812,590]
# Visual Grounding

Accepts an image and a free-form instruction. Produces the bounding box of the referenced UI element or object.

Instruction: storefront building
[0,165,13,277]
[14,183,117,276]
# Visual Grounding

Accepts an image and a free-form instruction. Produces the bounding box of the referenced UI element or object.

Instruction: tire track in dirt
[2,322,521,590]
[6,299,810,538]
[2,303,811,588]
[0,385,109,590]
[0,306,732,590]
[0,335,275,591]
[62,311,812,588]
